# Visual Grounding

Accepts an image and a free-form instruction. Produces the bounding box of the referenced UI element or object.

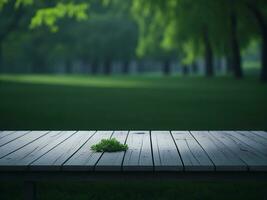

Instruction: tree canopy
[0,0,266,80]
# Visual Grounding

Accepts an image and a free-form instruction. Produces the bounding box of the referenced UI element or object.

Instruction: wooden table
[0,130,267,199]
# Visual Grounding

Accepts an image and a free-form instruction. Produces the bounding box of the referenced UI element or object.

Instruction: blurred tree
[0,0,24,72]
[72,14,137,75]
[0,0,89,31]
[131,0,265,80]
[132,0,216,77]
[132,1,178,75]
[2,0,265,79]
[241,0,267,81]
[1,0,138,75]
[0,0,89,73]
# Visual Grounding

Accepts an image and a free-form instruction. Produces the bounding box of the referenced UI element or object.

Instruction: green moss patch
[91,138,128,152]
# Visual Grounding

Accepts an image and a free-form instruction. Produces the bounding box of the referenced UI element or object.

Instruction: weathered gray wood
[0,131,48,159]
[123,131,153,171]
[172,131,214,171]
[209,131,267,171]
[0,131,16,141]
[63,131,113,171]
[151,131,183,171]
[95,131,128,171]
[251,131,267,140]
[0,130,266,172]
[190,131,247,171]
[0,131,29,147]
[31,131,95,170]
[233,131,267,154]
[0,131,75,170]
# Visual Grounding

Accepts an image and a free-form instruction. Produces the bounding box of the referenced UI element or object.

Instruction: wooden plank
[209,131,267,171]
[0,131,75,170]
[190,131,247,171]
[251,131,267,140]
[233,131,267,154]
[95,131,128,171]
[123,131,153,171]
[151,131,183,171]
[0,131,16,140]
[63,131,113,171]
[172,131,214,171]
[0,131,48,159]
[0,131,29,147]
[30,131,95,171]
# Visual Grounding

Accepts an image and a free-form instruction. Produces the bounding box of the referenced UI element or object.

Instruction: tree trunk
[65,60,72,74]
[216,58,222,73]
[203,28,214,77]
[182,65,189,75]
[230,11,243,79]
[122,60,130,74]
[246,3,267,82]
[137,60,144,73]
[163,59,171,75]
[32,59,47,73]
[226,55,233,74]
[0,7,23,74]
[104,59,112,75]
[91,60,98,75]
[191,62,198,74]
[81,59,89,73]
[0,42,3,73]
[262,35,267,81]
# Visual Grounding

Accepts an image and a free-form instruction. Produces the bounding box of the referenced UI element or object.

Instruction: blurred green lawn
[0,74,267,130]
[0,74,267,200]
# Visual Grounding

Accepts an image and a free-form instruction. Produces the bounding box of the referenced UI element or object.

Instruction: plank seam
[0,131,50,160]
[170,131,185,171]
[0,131,16,140]
[93,131,115,171]
[0,131,30,148]
[189,131,216,171]
[137,134,144,166]
[214,131,251,171]
[225,131,264,155]
[185,139,201,165]
[60,131,97,170]
[236,131,267,146]
[149,131,155,172]
[27,131,78,168]
[250,131,267,141]
[208,131,249,171]
[120,131,130,172]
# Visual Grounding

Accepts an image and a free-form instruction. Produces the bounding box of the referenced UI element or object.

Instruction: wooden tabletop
[0,131,267,172]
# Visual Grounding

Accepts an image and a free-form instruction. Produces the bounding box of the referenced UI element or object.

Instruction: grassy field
[0,74,267,200]
[0,74,267,130]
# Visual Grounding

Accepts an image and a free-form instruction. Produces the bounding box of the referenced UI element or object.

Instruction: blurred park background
[0,0,267,131]
[1,1,267,199]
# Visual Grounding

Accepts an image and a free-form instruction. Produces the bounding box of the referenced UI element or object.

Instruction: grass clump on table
[91,138,128,152]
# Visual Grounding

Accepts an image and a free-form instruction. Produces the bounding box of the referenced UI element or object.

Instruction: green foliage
[30,2,89,32]
[0,0,33,9]
[0,0,8,9]
[1,0,266,74]
[1,0,138,71]
[132,0,266,64]
[91,138,128,152]
[0,0,89,32]
[14,0,32,8]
